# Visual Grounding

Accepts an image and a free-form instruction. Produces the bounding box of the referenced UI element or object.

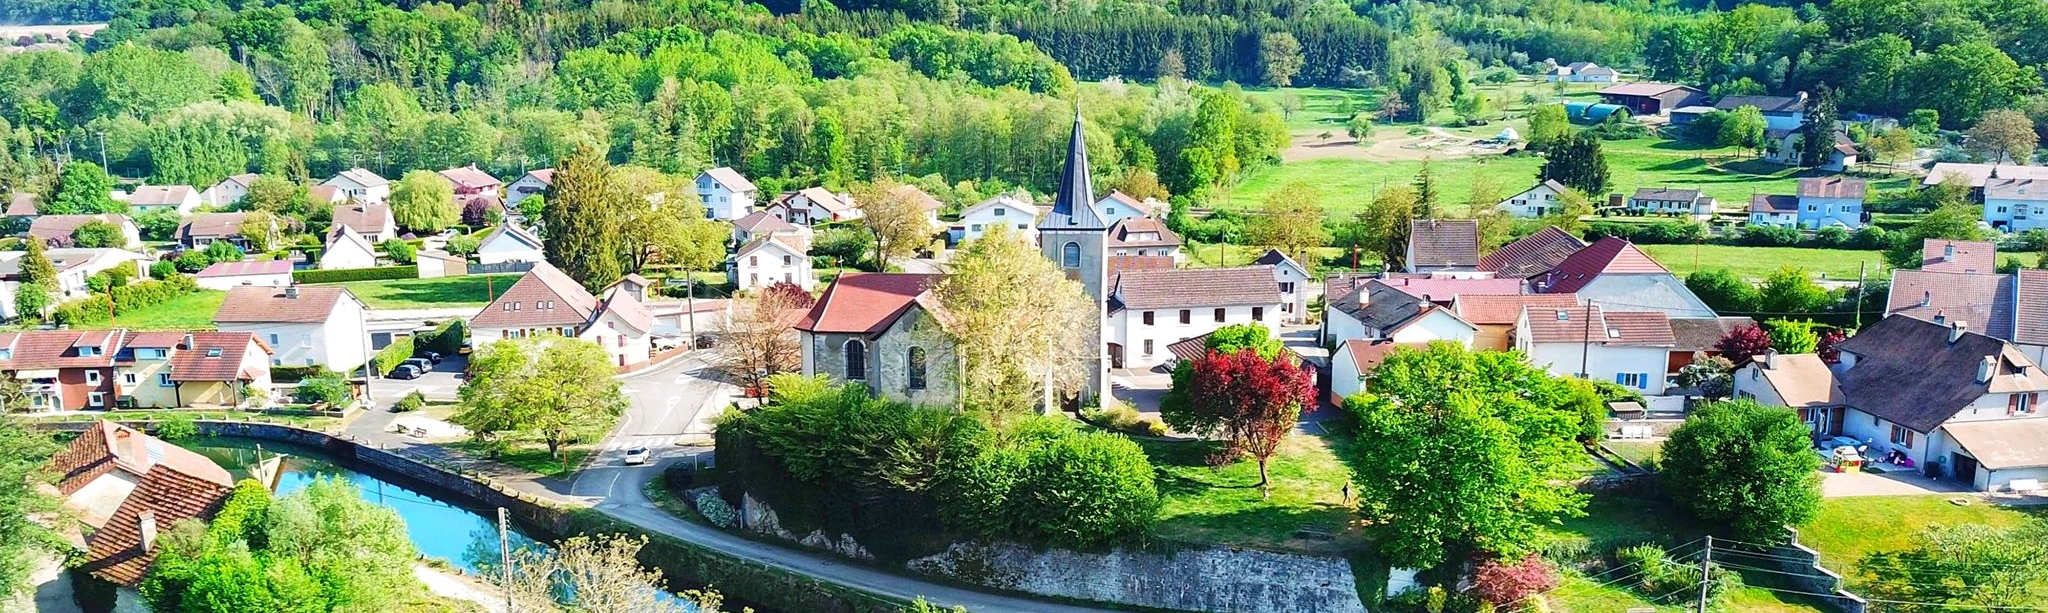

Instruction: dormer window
[0,349,11,360]
[1555,311,1569,321]
[1606,328,1621,339]
[78,346,100,357]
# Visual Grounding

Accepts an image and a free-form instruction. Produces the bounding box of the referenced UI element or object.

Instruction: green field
[67,290,228,330]
[1638,244,2040,281]
[316,274,524,309]
[1141,434,1363,555]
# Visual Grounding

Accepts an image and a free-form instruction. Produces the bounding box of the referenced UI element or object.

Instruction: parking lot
[366,354,467,409]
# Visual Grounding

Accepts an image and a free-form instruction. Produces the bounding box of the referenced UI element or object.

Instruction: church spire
[1042,111,1108,230]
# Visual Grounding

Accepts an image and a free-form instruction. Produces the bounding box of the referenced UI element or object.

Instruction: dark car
[389,365,424,380]
[418,351,444,364]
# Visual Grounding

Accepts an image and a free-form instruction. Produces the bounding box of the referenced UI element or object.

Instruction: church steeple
[1042,112,1108,230]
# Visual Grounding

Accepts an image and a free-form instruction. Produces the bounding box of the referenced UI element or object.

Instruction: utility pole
[1853,261,1867,328]
[498,507,513,612]
[95,132,107,169]
[1695,535,1714,613]
[1579,301,1594,379]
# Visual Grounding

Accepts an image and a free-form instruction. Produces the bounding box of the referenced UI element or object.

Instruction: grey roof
[1039,114,1108,231]
[1633,187,1701,202]
[1408,219,1480,268]
[1713,94,1806,113]
[1835,315,2048,432]
[1749,194,1798,213]
[1886,269,2013,339]
[1986,178,2048,202]
[1669,317,1755,352]
[1334,281,1436,334]
[1110,266,1279,310]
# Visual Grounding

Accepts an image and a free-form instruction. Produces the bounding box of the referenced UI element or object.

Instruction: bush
[382,240,417,265]
[269,365,322,383]
[1661,400,1822,541]
[52,275,200,326]
[393,391,425,412]
[1738,224,1802,246]
[149,260,178,278]
[1849,226,1890,250]
[155,413,199,441]
[291,266,418,284]
[372,337,414,376]
[1001,429,1160,547]
[694,490,738,528]
[173,250,212,273]
[1810,225,1851,248]
[416,319,466,355]
[1471,554,1560,606]
[294,371,352,406]
[1614,544,1744,606]
[1082,405,1165,437]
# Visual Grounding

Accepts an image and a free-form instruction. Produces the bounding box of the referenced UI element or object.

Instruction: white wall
[477,237,544,265]
[959,204,1037,244]
[220,298,368,371]
[1109,303,1281,370]
[1523,341,1671,394]
[697,176,756,220]
[1273,265,1310,324]
[1498,184,1564,218]
[319,241,377,269]
[732,244,815,291]
[1324,308,1368,346]
[1388,311,1476,346]
[579,310,651,368]
[505,175,548,212]
[1331,346,1365,400]
[1987,198,2048,232]
[1749,211,1798,227]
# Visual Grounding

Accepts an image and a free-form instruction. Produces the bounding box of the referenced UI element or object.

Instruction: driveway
[1821,466,1973,497]
[367,354,467,406]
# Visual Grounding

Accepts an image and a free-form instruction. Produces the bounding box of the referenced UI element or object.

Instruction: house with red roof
[0,329,271,410]
[469,263,654,368]
[504,168,553,214]
[1883,240,2048,365]
[764,187,860,225]
[1331,339,1430,399]
[795,272,956,405]
[1530,236,1716,318]
[214,285,370,371]
[1514,305,1677,394]
[194,259,293,291]
[51,422,235,587]
[439,165,502,198]
[1451,293,1583,351]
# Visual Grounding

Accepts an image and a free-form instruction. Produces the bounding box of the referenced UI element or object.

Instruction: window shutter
[2011,394,2020,416]
[1614,373,1625,384]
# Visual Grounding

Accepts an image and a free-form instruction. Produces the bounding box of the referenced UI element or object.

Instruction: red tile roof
[1920,239,1996,273]
[6,193,37,216]
[734,210,799,234]
[438,166,501,189]
[796,273,944,334]
[54,422,233,586]
[2017,269,2048,346]
[196,259,292,278]
[596,286,653,334]
[214,286,357,323]
[1522,306,1674,346]
[1798,177,1867,199]
[1375,277,1526,304]
[470,263,599,329]
[1478,226,1586,278]
[1451,293,1580,325]
[0,330,126,370]
[167,332,268,381]
[332,201,393,235]
[1532,237,1666,294]
[1108,217,1182,249]
[1339,339,1427,373]
[1108,255,1177,278]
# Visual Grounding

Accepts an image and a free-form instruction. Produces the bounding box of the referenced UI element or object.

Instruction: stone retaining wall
[1755,528,1866,613]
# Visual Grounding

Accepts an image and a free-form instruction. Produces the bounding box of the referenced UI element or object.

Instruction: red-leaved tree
[1471,553,1561,605]
[1715,324,1772,366]
[762,281,817,309]
[1816,327,1849,365]
[1168,349,1316,498]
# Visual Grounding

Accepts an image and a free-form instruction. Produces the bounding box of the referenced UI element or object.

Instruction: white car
[622,446,651,466]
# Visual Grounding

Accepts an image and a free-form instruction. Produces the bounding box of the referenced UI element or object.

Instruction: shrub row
[1581,220,1891,250]
[292,266,418,284]
[415,319,467,355]
[52,275,201,326]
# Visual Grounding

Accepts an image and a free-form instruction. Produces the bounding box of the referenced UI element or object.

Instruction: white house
[1331,339,1430,399]
[332,201,397,243]
[0,248,144,320]
[321,168,390,204]
[729,237,815,292]
[1747,177,1867,229]
[1105,267,1284,370]
[1498,180,1572,218]
[476,224,545,265]
[732,210,812,249]
[198,174,260,208]
[1763,129,1859,171]
[764,187,859,225]
[1626,187,1716,220]
[193,260,293,291]
[29,215,141,250]
[124,185,202,216]
[1545,61,1618,83]
[696,167,759,221]
[1325,280,1479,350]
[319,225,378,270]
[1984,177,2048,233]
[1097,191,1162,226]
[889,184,945,231]
[1252,249,1312,324]
[1530,237,1718,319]
[214,285,371,370]
[438,166,502,198]
[955,195,1038,245]
[1516,305,1676,394]
[469,263,653,368]
[503,168,553,213]
[1747,194,1800,227]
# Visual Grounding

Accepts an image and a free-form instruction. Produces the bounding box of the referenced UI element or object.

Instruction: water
[178,436,546,574]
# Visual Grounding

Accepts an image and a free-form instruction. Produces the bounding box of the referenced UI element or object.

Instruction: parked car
[417,351,444,364]
[399,358,433,372]
[389,365,423,380]
[623,446,650,466]
[459,340,474,355]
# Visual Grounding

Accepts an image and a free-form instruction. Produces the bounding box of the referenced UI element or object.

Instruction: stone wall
[909,541,1369,613]
[1755,529,1867,613]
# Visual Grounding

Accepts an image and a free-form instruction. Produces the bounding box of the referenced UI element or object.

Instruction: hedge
[416,319,466,355]
[52,275,201,327]
[292,266,418,284]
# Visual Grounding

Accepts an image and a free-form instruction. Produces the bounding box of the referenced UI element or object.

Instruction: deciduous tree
[46,161,119,215]
[1686,268,1760,313]
[712,285,810,396]
[0,418,59,597]
[1247,181,1329,267]
[1161,348,1314,497]
[1358,185,1419,271]
[1718,105,1767,153]
[1757,266,1831,313]
[389,170,457,233]
[854,181,937,270]
[1661,399,1822,542]
[70,220,121,248]
[1967,109,2039,164]
[13,241,56,320]
[1714,324,1772,366]
[1858,524,2048,611]
[1526,104,1571,150]
[1765,319,1822,354]
[933,227,1096,416]
[1258,32,1304,87]
[497,534,706,613]
[452,336,627,461]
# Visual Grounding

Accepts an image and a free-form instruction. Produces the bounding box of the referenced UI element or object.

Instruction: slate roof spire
[1042,111,1108,230]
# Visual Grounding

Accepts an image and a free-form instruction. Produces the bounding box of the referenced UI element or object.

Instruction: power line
[1712,560,2048,594]
[1740,584,2048,611]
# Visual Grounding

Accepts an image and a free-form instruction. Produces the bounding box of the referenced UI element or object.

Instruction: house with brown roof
[697,167,759,221]
[1882,241,2048,366]
[1331,339,1431,399]
[1405,219,1480,273]
[1108,217,1183,261]
[51,422,234,587]
[732,209,812,250]
[121,185,201,216]
[1749,177,1867,229]
[194,259,292,291]
[1665,316,1756,376]
[1514,305,1677,394]
[321,167,390,203]
[764,187,860,226]
[1817,315,2048,491]
[439,165,502,198]
[0,329,270,410]
[174,211,259,249]
[1450,293,1582,351]
[332,200,397,242]
[469,263,654,368]
[30,214,140,249]
[795,272,956,405]
[1713,92,1808,131]
[1626,187,1716,220]
[504,168,553,213]
[1106,267,1284,370]
[0,248,145,320]
[1530,236,1717,318]
[1596,83,1707,115]
[1479,226,1587,279]
[6,192,39,219]
[1325,280,1479,353]
[1732,351,1847,438]
[215,285,370,370]
[889,184,945,230]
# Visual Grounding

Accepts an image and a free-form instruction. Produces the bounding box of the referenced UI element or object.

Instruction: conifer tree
[543,144,626,291]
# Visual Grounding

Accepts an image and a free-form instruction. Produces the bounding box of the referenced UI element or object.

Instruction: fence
[468,262,536,275]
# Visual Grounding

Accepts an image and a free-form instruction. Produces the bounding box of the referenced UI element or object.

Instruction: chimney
[1933,309,1947,326]
[1950,320,1969,344]
[138,511,158,552]
[1978,355,1996,384]
[182,333,193,350]
[285,283,299,299]
[1763,349,1779,370]
[1922,291,1932,307]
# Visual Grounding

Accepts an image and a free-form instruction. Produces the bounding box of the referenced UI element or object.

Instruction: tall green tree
[0,418,59,598]
[46,161,120,215]
[452,336,628,462]
[1660,400,1821,542]
[1525,105,1571,150]
[1798,87,1841,167]
[1412,161,1439,219]
[1686,269,1760,313]
[1718,105,1768,153]
[1258,32,1304,87]
[542,144,627,291]
[1757,267,1832,313]
[1247,181,1329,267]
[13,241,56,321]
[1966,109,2039,164]
[1538,133,1610,196]
[388,170,457,233]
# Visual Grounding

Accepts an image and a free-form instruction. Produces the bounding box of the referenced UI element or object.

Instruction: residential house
[215,285,370,370]
[765,187,859,225]
[1763,129,1859,171]
[307,185,347,207]
[1324,280,1479,351]
[1252,249,1311,324]
[1921,239,1997,273]
[732,210,813,250]
[1515,305,1677,394]
[1827,315,2048,491]
[1545,61,1619,83]
[332,201,397,242]
[1885,241,2048,364]
[321,168,390,203]
[696,167,759,221]
[1451,293,1582,351]
[1596,83,1708,116]
[1984,178,2048,232]
[469,263,653,368]
[1627,187,1716,220]
[1108,217,1183,261]
[954,195,1038,244]
[31,214,139,249]
[123,185,201,216]
[610,274,653,302]
[1749,177,1867,229]
[51,422,234,588]
[160,332,274,407]
[1097,191,1163,226]
[1531,236,1718,318]
[1497,180,1572,218]
[1732,351,1846,438]
[0,330,271,411]
[194,260,292,291]
[2015,269,2048,365]
[890,184,945,231]
[1713,93,1808,131]
[1478,226,1587,279]
[1320,274,1520,344]
[7,192,39,220]
[729,236,815,292]
[794,272,957,406]
[1105,266,1284,370]
[320,225,379,269]
[1406,219,1480,273]
[1667,316,1756,378]
[455,193,506,224]
[198,173,259,207]
[0,248,145,320]
[439,165,502,198]
[1923,163,2048,200]
[476,224,545,265]
[504,168,553,212]
[174,212,257,249]
[1331,339,1430,399]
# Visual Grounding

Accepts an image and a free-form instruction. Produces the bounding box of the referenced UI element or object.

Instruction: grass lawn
[316,274,524,309]
[67,290,227,330]
[1138,434,1363,554]
[1797,496,2044,571]
[1604,440,1662,470]
[1635,245,1890,281]
[1239,86,1378,131]
[448,438,592,479]
[1183,242,1359,272]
